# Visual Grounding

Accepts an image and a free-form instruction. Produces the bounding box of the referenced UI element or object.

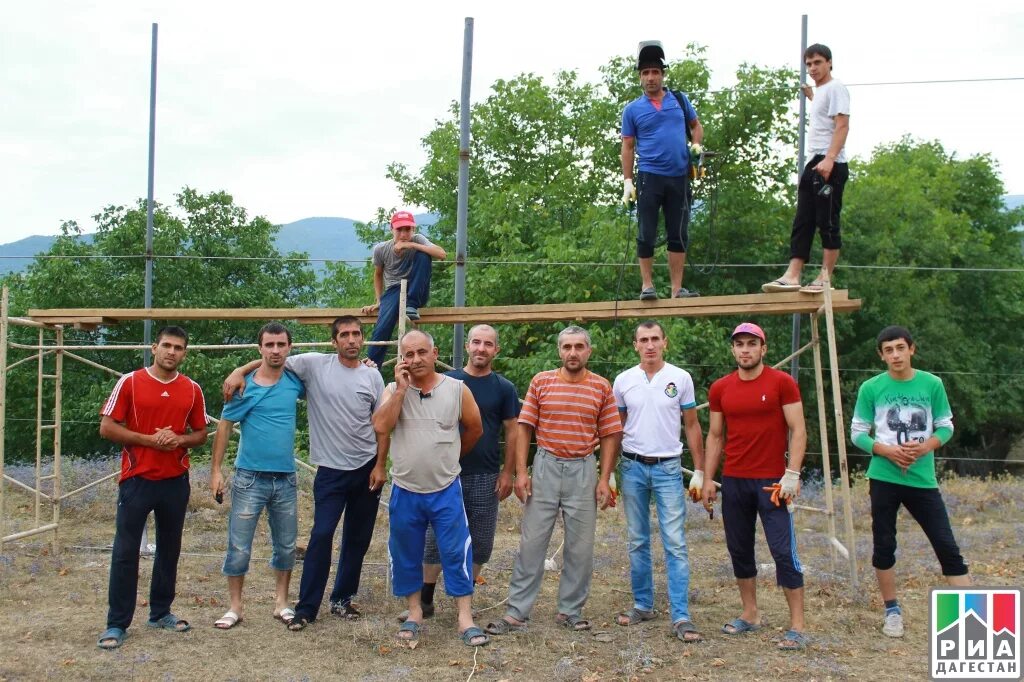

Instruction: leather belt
[621,452,674,465]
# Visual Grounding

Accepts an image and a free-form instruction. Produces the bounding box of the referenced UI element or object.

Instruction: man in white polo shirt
[612,319,706,642]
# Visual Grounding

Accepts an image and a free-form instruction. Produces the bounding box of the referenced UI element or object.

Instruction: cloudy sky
[2,0,1022,243]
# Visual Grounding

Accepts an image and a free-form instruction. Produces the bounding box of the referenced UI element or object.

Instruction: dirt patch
[1,463,1021,681]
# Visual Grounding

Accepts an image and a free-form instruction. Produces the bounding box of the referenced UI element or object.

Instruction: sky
[2,0,1023,243]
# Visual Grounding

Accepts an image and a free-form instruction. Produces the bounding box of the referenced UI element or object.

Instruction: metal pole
[143,22,158,367]
[452,17,474,368]
[0,287,9,548]
[790,14,808,380]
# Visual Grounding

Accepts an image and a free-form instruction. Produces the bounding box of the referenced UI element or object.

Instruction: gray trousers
[506,449,597,621]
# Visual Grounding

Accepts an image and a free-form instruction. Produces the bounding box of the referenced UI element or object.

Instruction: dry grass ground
[1,461,1021,682]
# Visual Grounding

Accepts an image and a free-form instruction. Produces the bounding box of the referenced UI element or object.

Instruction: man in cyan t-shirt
[851,325,970,639]
[399,324,520,622]
[211,322,305,630]
[96,326,208,650]
[702,323,808,651]
[362,211,447,366]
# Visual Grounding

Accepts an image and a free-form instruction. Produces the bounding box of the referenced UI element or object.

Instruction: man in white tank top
[373,330,489,647]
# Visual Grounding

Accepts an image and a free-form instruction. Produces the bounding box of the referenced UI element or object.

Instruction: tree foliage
[2,188,318,462]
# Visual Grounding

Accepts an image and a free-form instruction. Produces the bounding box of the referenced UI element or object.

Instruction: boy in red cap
[362,211,446,366]
[702,322,809,650]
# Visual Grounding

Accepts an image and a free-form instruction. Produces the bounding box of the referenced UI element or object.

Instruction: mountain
[0,214,436,276]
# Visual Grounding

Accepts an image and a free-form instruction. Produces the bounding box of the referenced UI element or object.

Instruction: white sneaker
[883,611,905,638]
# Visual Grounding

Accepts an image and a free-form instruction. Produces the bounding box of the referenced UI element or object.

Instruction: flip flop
[777,629,810,650]
[147,613,191,632]
[274,607,295,625]
[673,619,704,642]
[556,614,591,632]
[396,620,421,642]
[214,611,243,630]
[97,627,127,649]
[484,617,527,635]
[616,608,656,626]
[639,287,658,301]
[721,617,761,635]
[459,626,490,647]
[799,281,835,293]
[761,279,801,293]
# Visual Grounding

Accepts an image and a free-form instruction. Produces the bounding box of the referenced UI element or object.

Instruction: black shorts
[789,155,849,260]
[636,171,691,257]
[721,476,804,589]
[869,478,968,576]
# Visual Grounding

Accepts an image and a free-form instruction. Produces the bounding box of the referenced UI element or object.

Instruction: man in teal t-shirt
[210,322,305,630]
[850,325,970,640]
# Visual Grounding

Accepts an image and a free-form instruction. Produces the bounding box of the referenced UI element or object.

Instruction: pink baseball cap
[731,322,766,342]
[390,211,416,229]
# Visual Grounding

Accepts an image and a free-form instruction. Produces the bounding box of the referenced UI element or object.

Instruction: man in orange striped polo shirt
[485,326,622,635]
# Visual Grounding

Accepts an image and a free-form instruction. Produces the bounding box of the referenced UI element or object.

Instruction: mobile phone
[215,491,223,504]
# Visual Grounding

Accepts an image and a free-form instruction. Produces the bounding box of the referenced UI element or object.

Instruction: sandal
[273,607,295,625]
[396,620,421,642]
[799,281,834,293]
[777,629,810,651]
[459,626,490,647]
[287,616,311,632]
[556,614,592,632]
[721,617,761,635]
[673,619,704,642]
[214,611,243,630]
[762,279,801,293]
[97,627,127,649]
[147,613,191,632]
[484,617,527,635]
[616,608,656,626]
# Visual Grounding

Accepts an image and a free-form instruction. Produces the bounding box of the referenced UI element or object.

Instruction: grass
[0,459,1021,681]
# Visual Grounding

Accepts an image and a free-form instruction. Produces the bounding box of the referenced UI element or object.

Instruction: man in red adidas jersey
[701,322,809,651]
[486,325,622,636]
[96,326,209,650]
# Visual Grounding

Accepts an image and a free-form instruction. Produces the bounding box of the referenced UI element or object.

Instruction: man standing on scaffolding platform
[362,211,446,367]
[621,40,705,300]
[762,43,850,294]
[96,326,209,650]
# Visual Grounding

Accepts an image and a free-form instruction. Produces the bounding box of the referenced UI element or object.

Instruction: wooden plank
[27,291,861,326]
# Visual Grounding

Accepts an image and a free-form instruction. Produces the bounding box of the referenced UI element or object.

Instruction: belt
[621,452,676,465]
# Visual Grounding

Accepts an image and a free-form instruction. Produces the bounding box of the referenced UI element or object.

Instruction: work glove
[779,468,801,499]
[622,178,636,205]
[687,470,704,502]
[688,142,703,158]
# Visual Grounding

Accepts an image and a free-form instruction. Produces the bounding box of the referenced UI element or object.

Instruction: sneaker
[639,287,658,301]
[882,611,904,638]
[405,306,420,321]
[330,601,362,620]
[674,287,700,298]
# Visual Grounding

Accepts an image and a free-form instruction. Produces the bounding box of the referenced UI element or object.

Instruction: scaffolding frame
[1,282,860,588]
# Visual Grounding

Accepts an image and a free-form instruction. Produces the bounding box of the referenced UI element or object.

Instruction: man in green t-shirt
[850,326,970,640]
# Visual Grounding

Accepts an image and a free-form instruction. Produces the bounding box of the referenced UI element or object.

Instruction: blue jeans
[619,456,691,624]
[223,469,298,576]
[367,251,433,365]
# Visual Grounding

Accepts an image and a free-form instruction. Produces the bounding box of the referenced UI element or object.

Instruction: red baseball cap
[730,322,766,342]
[390,211,416,229]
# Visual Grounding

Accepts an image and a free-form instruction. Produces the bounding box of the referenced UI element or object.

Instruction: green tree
[2,188,318,462]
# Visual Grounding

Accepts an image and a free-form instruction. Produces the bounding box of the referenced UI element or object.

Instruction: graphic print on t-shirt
[878,392,932,446]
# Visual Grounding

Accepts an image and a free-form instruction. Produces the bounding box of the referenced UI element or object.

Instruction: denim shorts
[223,468,298,576]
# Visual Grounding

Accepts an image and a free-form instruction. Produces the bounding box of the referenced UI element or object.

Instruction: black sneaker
[405,306,420,321]
[330,601,362,620]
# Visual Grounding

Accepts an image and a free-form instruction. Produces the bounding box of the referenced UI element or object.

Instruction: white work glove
[779,468,801,500]
[688,142,703,158]
[687,469,704,502]
[622,178,636,205]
